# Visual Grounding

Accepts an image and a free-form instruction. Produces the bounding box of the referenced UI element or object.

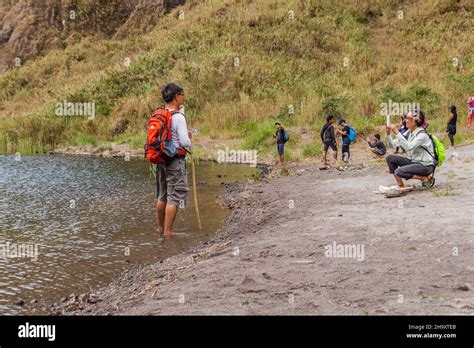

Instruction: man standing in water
[156,83,192,236]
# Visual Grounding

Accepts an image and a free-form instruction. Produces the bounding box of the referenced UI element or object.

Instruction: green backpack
[420,130,446,167]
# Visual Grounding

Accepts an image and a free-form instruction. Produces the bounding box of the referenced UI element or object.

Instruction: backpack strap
[167,109,189,156]
[420,146,435,159]
[417,130,436,158]
[323,125,330,138]
[417,130,438,171]
[152,107,179,128]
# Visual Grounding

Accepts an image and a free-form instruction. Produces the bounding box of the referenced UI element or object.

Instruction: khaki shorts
[156,157,188,208]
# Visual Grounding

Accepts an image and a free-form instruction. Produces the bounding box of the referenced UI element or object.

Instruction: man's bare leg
[164,204,178,236]
[280,154,284,166]
[394,175,405,188]
[156,200,166,234]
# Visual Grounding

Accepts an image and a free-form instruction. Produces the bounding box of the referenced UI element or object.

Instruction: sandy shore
[50,144,474,315]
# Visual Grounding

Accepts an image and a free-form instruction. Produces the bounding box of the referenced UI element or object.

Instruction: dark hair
[415,112,425,127]
[374,134,380,140]
[161,83,183,103]
[326,115,334,123]
[450,105,457,116]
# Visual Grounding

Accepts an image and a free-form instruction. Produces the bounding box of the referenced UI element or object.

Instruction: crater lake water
[0,155,259,314]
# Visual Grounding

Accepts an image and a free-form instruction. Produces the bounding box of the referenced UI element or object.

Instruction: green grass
[113,133,144,149]
[97,143,113,151]
[0,0,473,155]
[15,139,45,154]
[0,133,6,153]
[282,148,298,162]
[68,135,99,147]
[302,142,323,158]
[241,119,277,152]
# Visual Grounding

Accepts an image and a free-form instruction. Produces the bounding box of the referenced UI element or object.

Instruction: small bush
[241,119,276,151]
[302,142,322,157]
[70,135,99,147]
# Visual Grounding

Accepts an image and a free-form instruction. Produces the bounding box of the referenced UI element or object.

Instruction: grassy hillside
[0,0,473,159]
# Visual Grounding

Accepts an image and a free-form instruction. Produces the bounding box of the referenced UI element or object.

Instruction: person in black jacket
[320,115,337,165]
[366,133,386,157]
[337,118,351,162]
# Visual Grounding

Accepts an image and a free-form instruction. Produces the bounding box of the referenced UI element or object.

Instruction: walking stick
[189,151,202,230]
[150,151,201,230]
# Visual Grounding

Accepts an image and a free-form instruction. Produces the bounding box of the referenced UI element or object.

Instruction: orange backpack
[144,108,185,164]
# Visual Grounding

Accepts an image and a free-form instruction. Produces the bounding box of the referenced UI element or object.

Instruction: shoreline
[46,171,273,315]
[32,144,474,315]
[47,140,276,167]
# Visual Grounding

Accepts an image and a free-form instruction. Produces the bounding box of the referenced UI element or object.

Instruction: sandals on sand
[379,185,414,193]
[377,185,414,197]
[422,176,435,189]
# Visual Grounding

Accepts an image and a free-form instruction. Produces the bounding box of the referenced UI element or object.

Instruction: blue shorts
[277,143,285,156]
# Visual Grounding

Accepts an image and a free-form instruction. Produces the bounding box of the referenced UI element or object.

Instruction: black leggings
[448,133,454,147]
[386,155,434,180]
[447,125,456,147]
[342,144,350,160]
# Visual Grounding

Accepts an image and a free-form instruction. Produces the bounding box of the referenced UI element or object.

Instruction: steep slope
[0,0,472,155]
[0,0,185,72]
